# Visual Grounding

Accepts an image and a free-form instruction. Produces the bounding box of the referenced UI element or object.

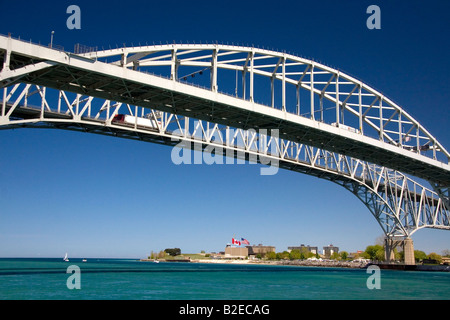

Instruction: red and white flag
[232,238,241,246]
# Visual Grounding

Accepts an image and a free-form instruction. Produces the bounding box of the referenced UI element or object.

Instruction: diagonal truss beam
[1,83,449,238]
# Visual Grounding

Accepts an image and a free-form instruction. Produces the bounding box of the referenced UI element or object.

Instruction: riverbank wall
[190,259,450,271]
[373,263,450,272]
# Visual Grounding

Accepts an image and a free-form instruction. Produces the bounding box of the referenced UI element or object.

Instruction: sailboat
[63,253,69,262]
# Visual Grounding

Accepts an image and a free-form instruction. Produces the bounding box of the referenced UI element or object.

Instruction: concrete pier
[403,238,415,265]
[384,236,415,265]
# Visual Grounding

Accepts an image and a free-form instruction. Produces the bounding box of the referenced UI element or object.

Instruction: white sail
[63,253,69,261]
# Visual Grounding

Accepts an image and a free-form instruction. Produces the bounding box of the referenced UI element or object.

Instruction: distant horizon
[1,239,448,260]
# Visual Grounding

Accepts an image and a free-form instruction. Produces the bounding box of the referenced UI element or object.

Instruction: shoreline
[189,259,368,269]
[191,259,450,271]
[143,258,450,271]
[141,258,450,271]
[141,258,367,268]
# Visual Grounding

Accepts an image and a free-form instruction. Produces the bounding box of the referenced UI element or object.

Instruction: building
[246,244,276,257]
[323,244,339,258]
[224,246,248,259]
[287,244,318,255]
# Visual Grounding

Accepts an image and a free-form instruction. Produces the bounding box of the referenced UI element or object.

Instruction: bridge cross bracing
[0,34,449,241]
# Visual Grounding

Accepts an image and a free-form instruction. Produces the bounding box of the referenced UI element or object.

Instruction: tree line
[148,248,182,259]
[259,246,449,264]
[361,245,449,264]
[263,248,349,261]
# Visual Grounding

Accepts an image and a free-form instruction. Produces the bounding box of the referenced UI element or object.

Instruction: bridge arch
[1,36,449,184]
[79,43,450,169]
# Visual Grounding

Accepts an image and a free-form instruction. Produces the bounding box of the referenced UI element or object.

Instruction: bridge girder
[1,35,449,238]
[0,82,449,237]
[1,35,449,186]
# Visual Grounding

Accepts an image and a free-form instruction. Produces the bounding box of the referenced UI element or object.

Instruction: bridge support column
[384,236,415,265]
[403,238,415,265]
[384,238,396,263]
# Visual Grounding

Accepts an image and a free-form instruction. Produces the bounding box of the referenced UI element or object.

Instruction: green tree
[376,249,385,261]
[165,248,181,256]
[299,247,311,259]
[330,252,340,260]
[289,249,301,260]
[340,251,348,261]
[276,251,290,260]
[393,248,401,260]
[363,245,384,261]
[266,251,277,260]
[414,250,427,262]
[427,253,442,264]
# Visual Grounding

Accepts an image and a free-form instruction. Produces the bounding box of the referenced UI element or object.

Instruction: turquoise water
[0,258,449,300]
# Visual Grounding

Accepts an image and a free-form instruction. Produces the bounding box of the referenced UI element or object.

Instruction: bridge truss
[1,35,449,248]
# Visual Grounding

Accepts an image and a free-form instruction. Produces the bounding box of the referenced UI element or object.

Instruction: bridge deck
[1,105,444,207]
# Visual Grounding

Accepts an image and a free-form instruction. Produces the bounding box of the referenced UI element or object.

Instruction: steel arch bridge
[1,35,449,260]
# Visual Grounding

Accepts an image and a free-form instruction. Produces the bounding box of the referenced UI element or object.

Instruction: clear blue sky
[0,0,449,258]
